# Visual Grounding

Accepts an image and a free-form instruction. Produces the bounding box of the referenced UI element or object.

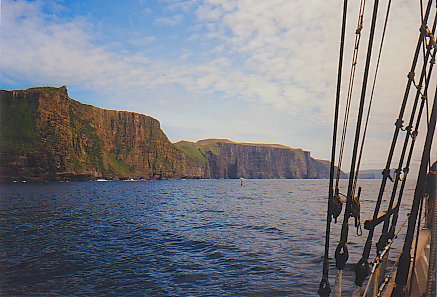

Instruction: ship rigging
[319,0,437,296]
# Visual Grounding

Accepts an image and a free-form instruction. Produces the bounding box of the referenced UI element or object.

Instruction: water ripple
[0,179,415,296]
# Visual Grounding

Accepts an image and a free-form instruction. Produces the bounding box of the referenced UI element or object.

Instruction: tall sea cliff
[175,139,334,179]
[0,86,341,181]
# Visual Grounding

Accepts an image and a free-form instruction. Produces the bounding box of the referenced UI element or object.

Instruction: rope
[356,0,435,276]
[362,215,409,296]
[426,94,430,130]
[353,0,392,193]
[377,253,401,296]
[394,84,437,294]
[319,1,349,295]
[334,269,342,297]
[425,92,431,171]
[367,0,433,233]
[320,1,436,295]
[381,40,437,252]
[420,0,425,23]
[420,0,429,94]
[362,263,376,296]
[375,213,421,296]
[378,42,436,251]
[419,0,433,174]
[336,0,381,286]
[335,0,367,189]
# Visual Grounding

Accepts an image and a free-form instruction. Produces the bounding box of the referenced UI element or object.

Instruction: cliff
[174,139,339,179]
[0,87,204,181]
[0,86,341,181]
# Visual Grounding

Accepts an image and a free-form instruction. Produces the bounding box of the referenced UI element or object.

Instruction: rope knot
[351,187,362,236]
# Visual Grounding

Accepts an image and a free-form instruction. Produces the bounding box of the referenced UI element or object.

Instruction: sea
[0,179,416,296]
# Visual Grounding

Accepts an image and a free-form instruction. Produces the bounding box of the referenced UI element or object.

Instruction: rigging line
[421,0,425,23]
[392,84,437,296]
[377,254,401,296]
[377,24,437,249]
[426,96,431,172]
[353,0,393,194]
[355,0,434,289]
[393,5,436,196]
[426,95,430,127]
[377,214,410,269]
[335,0,367,188]
[363,215,410,296]
[377,211,428,297]
[381,14,437,251]
[362,265,376,296]
[319,0,349,294]
[382,44,436,248]
[358,0,433,261]
[361,44,436,291]
[372,0,433,222]
[335,0,381,279]
[421,0,430,101]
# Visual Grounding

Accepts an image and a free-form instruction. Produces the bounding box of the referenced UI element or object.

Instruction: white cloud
[154,14,183,26]
[1,1,181,92]
[1,0,435,169]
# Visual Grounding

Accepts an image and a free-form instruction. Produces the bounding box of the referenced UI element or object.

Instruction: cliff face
[0,87,205,181]
[0,86,340,181]
[174,139,337,179]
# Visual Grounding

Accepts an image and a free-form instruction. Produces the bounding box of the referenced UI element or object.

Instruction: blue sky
[1,0,435,170]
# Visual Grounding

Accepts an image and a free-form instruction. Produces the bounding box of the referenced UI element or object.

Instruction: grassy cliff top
[1,86,161,123]
[195,138,302,150]
[174,141,208,164]
[174,138,309,164]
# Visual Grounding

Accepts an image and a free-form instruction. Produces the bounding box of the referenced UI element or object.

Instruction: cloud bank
[1,0,435,169]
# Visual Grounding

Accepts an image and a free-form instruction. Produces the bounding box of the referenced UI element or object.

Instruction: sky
[1,0,436,171]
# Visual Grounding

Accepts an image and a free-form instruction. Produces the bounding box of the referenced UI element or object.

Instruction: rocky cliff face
[0,87,204,181]
[174,139,337,179]
[0,86,340,181]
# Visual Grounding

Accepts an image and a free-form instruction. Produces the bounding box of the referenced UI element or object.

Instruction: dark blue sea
[0,179,415,296]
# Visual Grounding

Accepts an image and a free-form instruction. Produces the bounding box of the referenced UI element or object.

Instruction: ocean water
[0,179,416,296]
